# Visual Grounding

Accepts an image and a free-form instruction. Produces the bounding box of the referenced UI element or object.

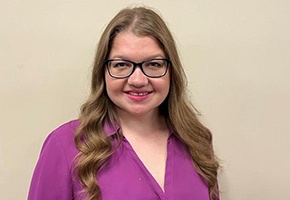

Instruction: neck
[116,109,168,138]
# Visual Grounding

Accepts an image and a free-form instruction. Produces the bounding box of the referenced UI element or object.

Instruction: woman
[28,6,219,200]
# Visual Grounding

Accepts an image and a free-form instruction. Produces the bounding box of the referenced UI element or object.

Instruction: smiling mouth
[127,92,152,96]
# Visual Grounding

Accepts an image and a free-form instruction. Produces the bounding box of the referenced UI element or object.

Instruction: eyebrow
[109,54,165,61]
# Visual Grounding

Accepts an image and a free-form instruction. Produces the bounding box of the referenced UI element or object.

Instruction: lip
[124,90,153,101]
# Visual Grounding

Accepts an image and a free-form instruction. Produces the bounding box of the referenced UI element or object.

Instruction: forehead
[109,31,165,61]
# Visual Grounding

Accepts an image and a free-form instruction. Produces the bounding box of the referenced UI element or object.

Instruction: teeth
[129,92,148,96]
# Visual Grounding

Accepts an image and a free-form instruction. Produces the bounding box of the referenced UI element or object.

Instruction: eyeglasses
[105,58,170,79]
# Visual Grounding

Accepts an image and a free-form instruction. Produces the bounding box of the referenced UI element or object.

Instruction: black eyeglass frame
[105,58,171,79]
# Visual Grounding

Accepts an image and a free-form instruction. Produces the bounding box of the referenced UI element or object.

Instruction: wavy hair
[75,6,219,200]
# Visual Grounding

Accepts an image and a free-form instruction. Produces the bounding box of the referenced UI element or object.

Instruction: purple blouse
[28,120,215,200]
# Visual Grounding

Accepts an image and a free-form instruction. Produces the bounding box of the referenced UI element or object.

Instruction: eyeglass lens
[107,59,169,78]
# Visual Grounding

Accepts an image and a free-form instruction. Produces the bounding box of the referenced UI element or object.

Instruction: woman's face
[105,31,170,118]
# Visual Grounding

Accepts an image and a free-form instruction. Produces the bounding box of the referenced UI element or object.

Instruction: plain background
[1,0,290,199]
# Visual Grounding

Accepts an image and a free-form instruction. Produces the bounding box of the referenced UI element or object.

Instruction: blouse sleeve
[28,132,73,200]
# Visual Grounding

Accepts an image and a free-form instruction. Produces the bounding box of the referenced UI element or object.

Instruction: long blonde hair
[75,6,219,200]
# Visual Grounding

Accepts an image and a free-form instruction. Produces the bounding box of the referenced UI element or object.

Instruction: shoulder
[48,119,79,144]
[28,120,80,199]
[50,119,79,139]
[40,120,79,163]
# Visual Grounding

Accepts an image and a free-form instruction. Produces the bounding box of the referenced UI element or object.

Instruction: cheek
[105,73,124,98]
[153,77,170,97]
[161,75,170,92]
[105,72,115,99]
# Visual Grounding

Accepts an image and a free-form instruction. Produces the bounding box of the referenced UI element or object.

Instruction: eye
[111,60,132,68]
[144,60,164,69]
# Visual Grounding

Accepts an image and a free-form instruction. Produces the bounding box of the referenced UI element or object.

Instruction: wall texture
[1,0,289,199]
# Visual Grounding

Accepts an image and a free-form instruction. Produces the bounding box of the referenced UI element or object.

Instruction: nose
[127,66,148,87]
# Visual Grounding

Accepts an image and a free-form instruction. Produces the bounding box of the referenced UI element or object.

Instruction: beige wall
[1,1,289,199]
